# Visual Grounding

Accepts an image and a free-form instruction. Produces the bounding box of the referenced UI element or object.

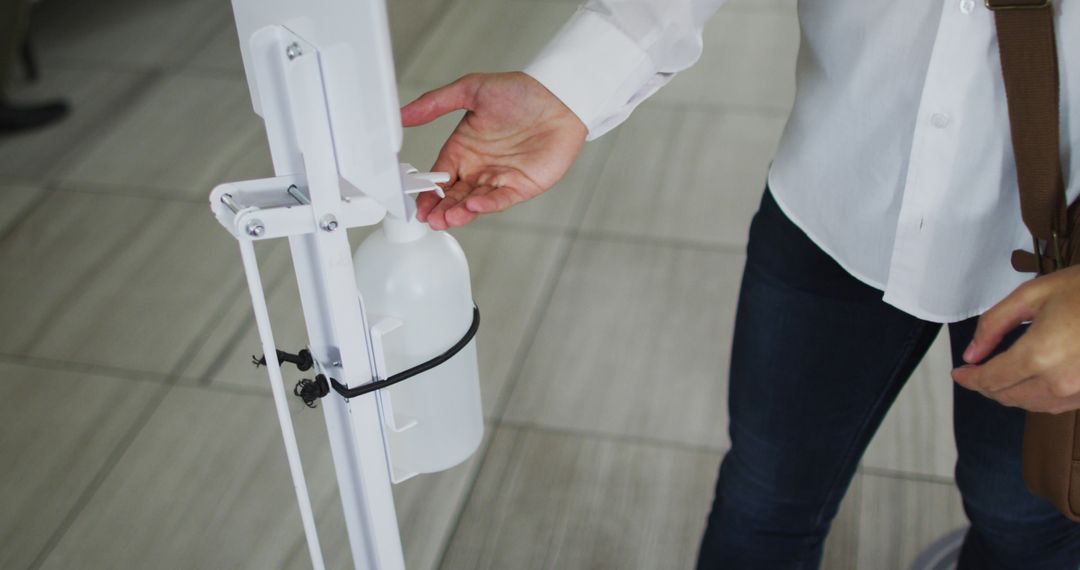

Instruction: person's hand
[400,72,587,230]
[953,265,1080,413]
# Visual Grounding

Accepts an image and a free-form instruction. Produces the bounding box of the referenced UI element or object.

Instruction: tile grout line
[574,227,748,255]
[0,340,957,492]
[0,224,280,394]
[465,219,570,237]
[1,339,958,486]
[859,466,955,486]
[0,69,169,245]
[846,468,864,565]
[175,17,244,70]
[852,471,862,570]
[25,242,255,569]
[0,182,57,245]
[47,114,271,205]
[0,219,541,389]
[38,7,233,79]
[389,0,463,79]
[194,243,296,387]
[432,127,622,569]
[9,183,756,256]
[0,349,302,401]
[25,381,177,570]
[429,204,579,569]
[14,196,181,354]
[32,57,170,76]
[0,351,173,385]
[497,419,727,456]
[34,55,232,78]
[38,69,170,184]
[0,74,180,319]
[48,179,217,204]
[280,482,347,568]
[181,260,269,385]
[28,58,245,83]
[490,125,621,421]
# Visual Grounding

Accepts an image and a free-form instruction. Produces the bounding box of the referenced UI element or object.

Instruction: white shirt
[524,0,1079,323]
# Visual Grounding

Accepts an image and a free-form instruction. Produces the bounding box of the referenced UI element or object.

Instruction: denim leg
[696,191,941,569]
[948,318,1080,570]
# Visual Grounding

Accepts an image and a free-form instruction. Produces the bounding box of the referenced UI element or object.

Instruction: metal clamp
[1033,230,1066,274]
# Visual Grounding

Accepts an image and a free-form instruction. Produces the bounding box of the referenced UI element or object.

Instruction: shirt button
[960,0,975,13]
[931,112,951,128]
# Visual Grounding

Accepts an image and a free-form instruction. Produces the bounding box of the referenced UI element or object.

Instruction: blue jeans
[695,190,1080,569]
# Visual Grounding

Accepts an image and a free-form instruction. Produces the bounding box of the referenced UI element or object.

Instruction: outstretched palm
[400,72,587,230]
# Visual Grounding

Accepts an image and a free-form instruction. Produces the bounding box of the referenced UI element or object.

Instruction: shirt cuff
[524,8,658,140]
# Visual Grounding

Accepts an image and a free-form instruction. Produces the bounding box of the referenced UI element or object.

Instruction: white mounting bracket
[368,316,421,484]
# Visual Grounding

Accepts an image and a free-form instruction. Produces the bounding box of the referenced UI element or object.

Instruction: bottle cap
[382,213,428,243]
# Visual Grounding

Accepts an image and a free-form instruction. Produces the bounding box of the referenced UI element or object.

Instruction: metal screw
[287,184,310,205]
[320,214,339,232]
[220,193,241,214]
[286,42,302,60]
[246,219,266,237]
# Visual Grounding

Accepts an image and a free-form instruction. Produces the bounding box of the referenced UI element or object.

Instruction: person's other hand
[400,72,587,230]
[953,265,1080,413]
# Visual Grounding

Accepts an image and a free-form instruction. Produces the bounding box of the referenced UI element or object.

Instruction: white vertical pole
[241,25,407,570]
[288,235,407,570]
[277,33,407,570]
[237,238,326,570]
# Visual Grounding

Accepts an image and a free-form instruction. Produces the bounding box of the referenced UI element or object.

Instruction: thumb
[965,281,1043,364]
[400,74,482,128]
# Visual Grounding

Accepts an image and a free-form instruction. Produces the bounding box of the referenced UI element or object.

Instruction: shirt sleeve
[524,0,729,139]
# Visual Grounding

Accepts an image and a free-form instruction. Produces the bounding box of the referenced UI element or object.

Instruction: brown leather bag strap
[989,0,1080,522]
[988,0,1067,274]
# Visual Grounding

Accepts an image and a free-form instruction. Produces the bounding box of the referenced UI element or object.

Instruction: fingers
[424,180,485,230]
[424,183,531,228]
[952,336,1036,393]
[400,74,481,128]
[424,181,466,231]
[418,170,532,228]
[964,280,1043,364]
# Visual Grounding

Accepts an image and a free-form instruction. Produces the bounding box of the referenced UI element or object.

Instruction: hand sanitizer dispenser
[217,0,484,564]
[353,214,484,475]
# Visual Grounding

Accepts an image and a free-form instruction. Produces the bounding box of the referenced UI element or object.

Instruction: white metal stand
[208,16,450,570]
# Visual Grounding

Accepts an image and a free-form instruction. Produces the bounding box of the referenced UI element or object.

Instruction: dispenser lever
[400,163,448,198]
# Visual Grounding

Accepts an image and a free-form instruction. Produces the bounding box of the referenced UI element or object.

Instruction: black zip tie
[293,305,480,405]
[252,348,314,371]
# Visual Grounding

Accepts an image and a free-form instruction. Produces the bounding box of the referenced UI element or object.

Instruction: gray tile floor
[1,0,966,568]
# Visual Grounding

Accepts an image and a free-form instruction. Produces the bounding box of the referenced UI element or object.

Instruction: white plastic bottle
[352,214,483,475]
